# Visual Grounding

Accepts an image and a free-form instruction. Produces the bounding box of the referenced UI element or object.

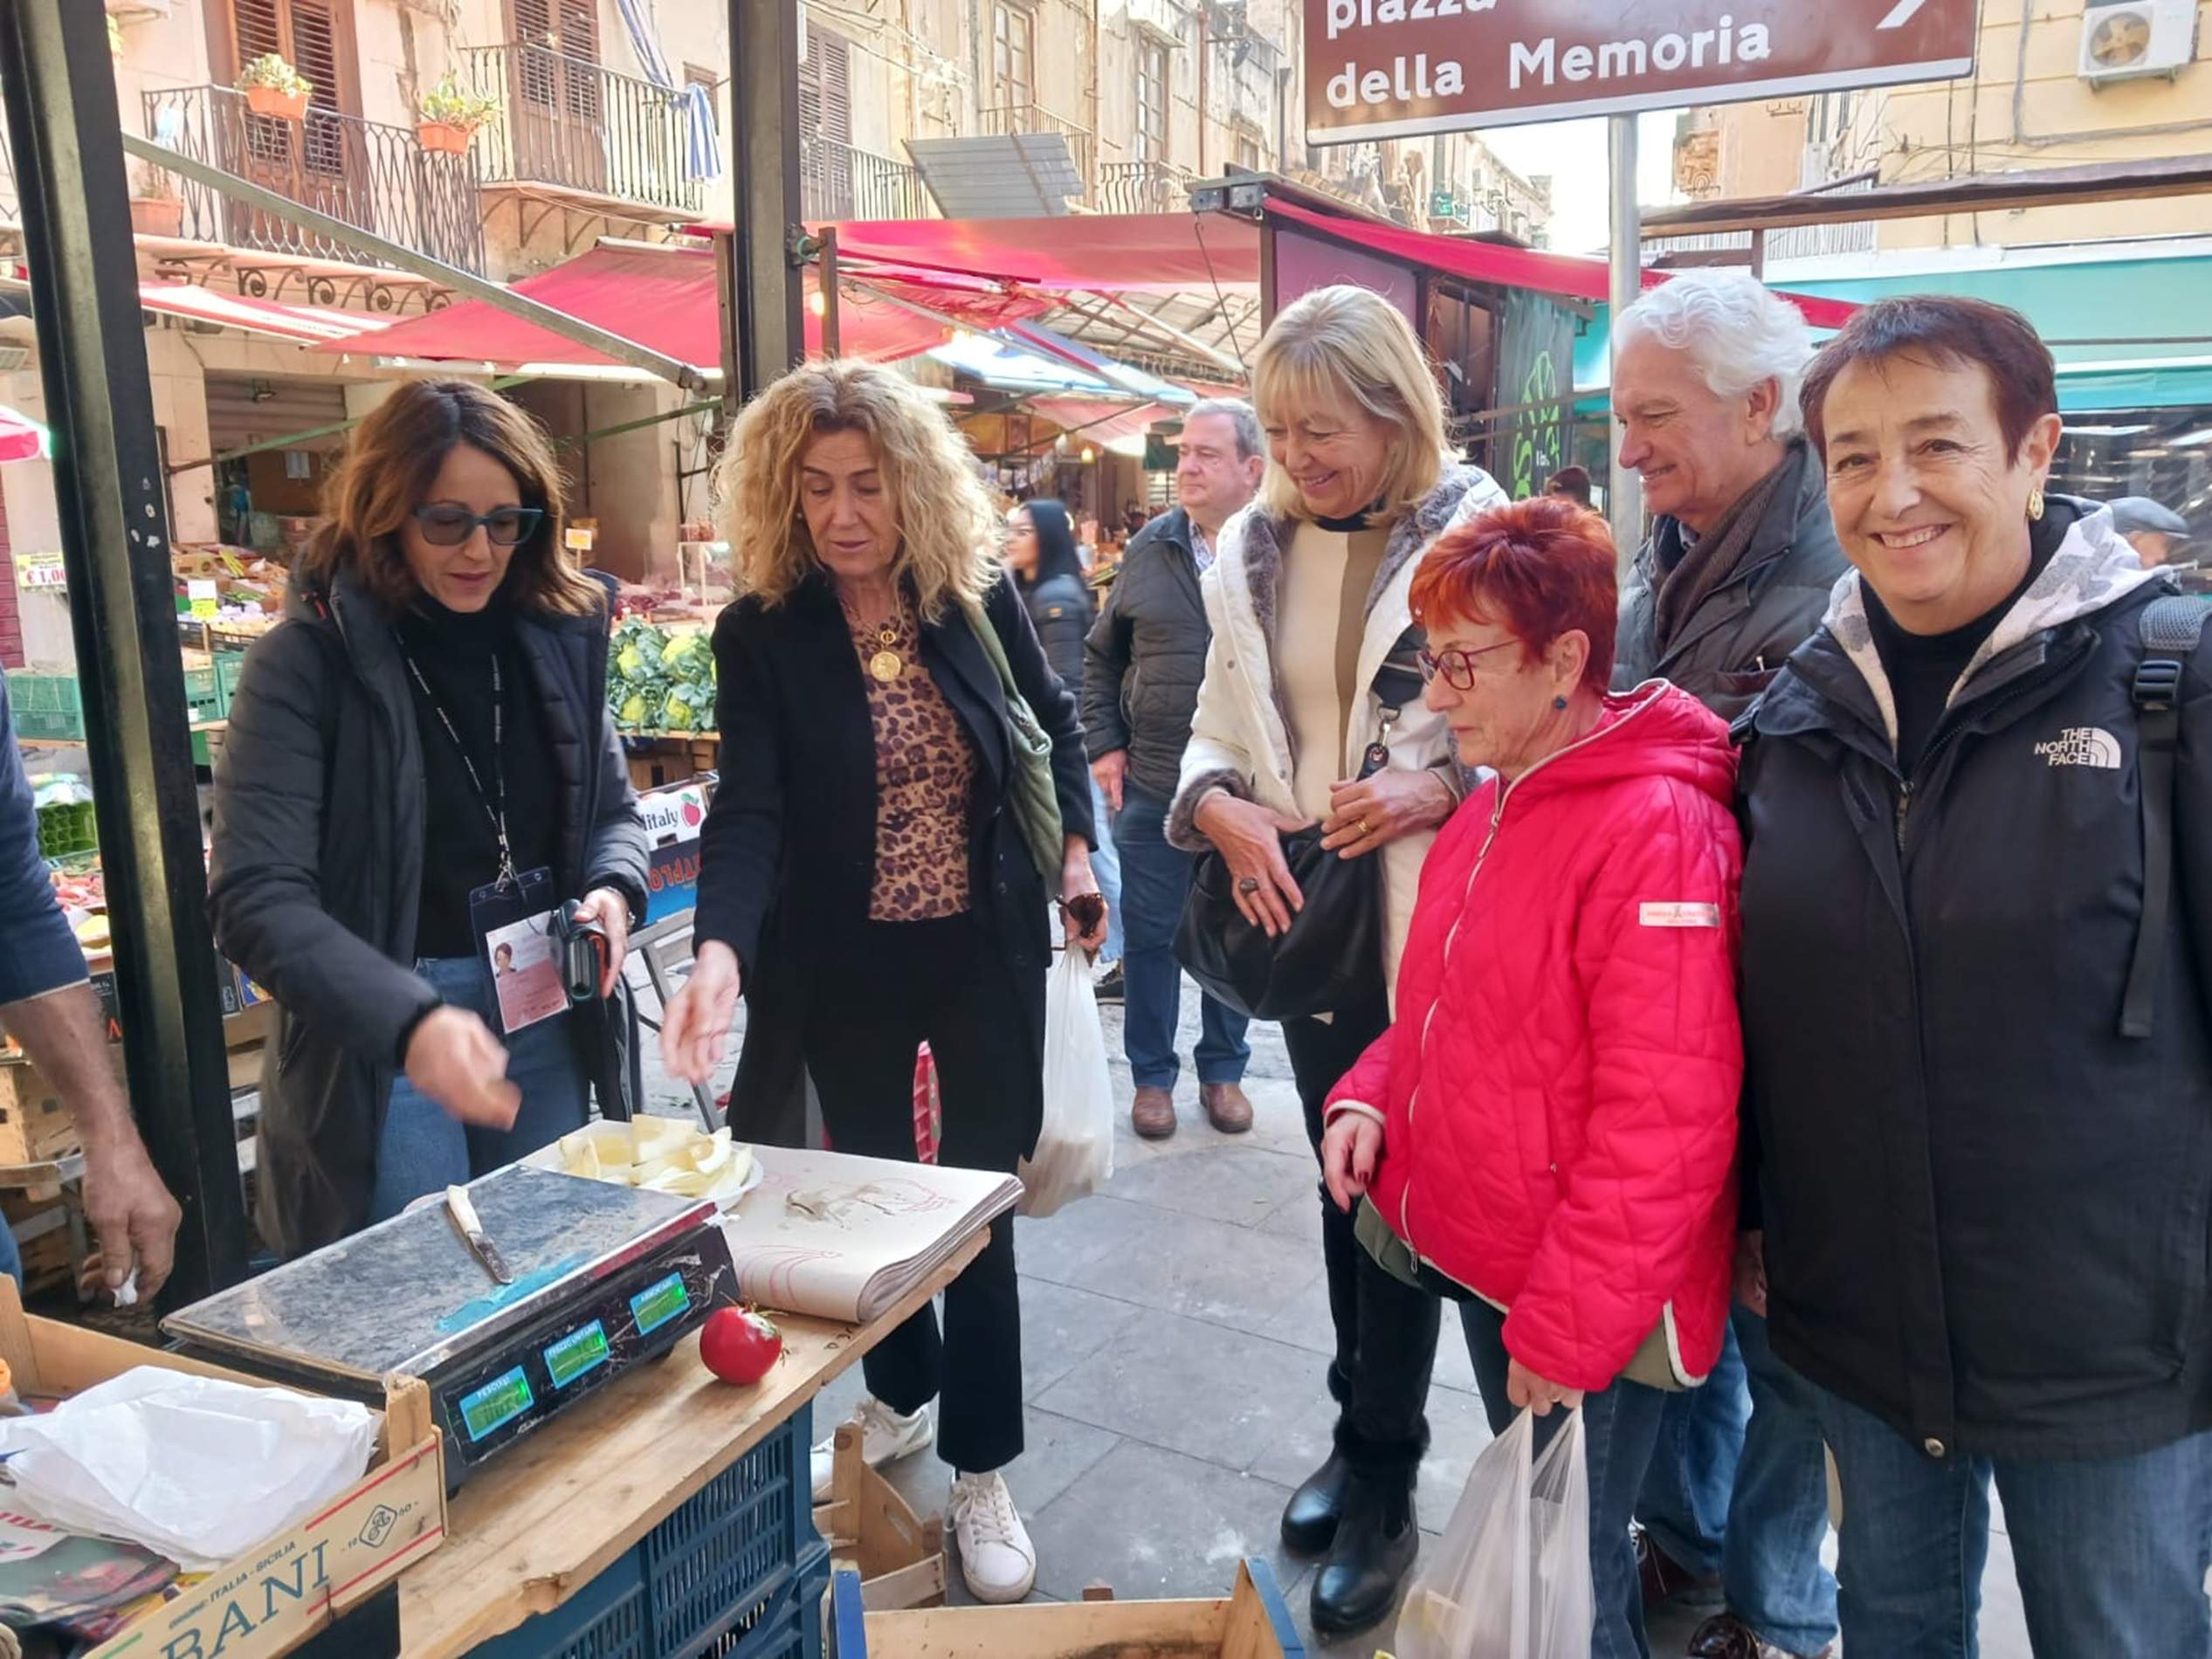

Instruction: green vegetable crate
[5,671,86,743]
[35,800,96,859]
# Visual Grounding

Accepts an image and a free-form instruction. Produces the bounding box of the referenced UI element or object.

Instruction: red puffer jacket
[1326,683,1744,1393]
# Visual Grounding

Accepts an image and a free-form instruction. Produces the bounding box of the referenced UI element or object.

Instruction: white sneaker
[809,1397,934,1502]
[948,1469,1037,1604]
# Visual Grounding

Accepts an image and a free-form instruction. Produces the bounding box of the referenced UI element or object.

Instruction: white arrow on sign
[1878,0,1930,26]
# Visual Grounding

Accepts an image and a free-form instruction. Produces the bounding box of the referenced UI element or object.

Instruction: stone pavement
[634,973,2036,1657]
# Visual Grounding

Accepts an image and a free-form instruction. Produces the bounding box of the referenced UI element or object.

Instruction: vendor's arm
[0,679,180,1295]
[207,625,441,1062]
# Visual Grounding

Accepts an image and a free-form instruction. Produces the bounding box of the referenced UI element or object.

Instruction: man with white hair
[1612,269,1849,721]
[1611,270,1845,1659]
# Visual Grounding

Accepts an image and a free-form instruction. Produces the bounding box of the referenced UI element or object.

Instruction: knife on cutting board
[446,1183,515,1285]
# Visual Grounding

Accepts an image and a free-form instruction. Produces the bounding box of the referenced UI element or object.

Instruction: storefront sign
[1305,0,1978,141]
[1495,290,1574,501]
[189,579,219,620]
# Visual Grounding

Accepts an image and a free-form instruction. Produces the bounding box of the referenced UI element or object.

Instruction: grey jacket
[1614,444,1850,721]
[1082,506,1213,800]
[209,571,647,1256]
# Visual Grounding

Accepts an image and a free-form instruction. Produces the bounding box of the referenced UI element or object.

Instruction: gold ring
[1358,817,1374,836]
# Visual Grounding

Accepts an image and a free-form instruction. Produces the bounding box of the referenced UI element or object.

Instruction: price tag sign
[189,578,219,620]
[564,527,596,552]
[17,553,65,590]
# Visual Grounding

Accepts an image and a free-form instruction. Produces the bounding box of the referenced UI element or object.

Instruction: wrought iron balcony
[979,103,1095,197]
[1098,159,1191,214]
[801,135,934,222]
[141,86,485,275]
[463,44,702,216]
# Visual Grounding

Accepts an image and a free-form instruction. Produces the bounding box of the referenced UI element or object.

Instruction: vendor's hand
[1195,792,1309,939]
[1321,769,1454,859]
[1735,1229,1768,1318]
[1320,1114,1383,1212]
[405,1007,520,1129]
[1506,1357,1585,1418]
[575,886,632,998]
[1060,843,1109,953]
[663,940,742,1086]
[1092,748,1127,814]
[79,1133,181,1300]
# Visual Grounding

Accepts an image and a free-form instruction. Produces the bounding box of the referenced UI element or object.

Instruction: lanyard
[398,642,515,885]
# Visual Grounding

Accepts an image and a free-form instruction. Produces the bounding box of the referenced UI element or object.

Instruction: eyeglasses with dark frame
[1416,638,1520,691]
[411,504,545,548]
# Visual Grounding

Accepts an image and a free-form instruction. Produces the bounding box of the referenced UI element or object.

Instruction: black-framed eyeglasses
[412,504,544,547]
[1416,639,1519,691]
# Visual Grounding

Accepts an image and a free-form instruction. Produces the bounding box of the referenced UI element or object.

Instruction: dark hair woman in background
[210,379,646,1256]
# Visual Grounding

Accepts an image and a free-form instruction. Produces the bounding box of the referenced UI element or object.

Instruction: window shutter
[558,0,602,120]
[288,1,343,175]
[230,0,282,68]
[818,30,851,146]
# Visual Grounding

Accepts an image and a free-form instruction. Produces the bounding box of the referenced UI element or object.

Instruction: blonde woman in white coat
[1166,283,1506,1637]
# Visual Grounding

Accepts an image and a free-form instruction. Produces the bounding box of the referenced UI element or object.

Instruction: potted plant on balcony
[128,169,183,238]
[417,78,498,156]
[238,53,312,121]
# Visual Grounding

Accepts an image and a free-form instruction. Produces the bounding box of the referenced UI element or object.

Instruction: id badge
[470,867,564,1036]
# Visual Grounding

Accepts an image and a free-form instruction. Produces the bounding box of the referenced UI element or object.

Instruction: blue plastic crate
[468,1405,823,1659]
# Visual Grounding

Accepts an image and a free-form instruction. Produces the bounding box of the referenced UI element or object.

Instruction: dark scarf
[1653,439,1808,653]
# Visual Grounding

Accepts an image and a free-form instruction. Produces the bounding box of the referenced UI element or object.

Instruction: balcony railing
[463,44,701,216]
[979,103,1095,198]
[1098,159,1190,214]
[142,86,485,274]
[801,135,934,222]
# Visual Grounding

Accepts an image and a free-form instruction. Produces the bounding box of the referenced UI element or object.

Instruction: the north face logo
[2032,726,2122,768]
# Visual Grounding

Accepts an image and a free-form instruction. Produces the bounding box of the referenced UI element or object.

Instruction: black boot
[1281,1450,1354,1553]
[1310,1474,1419,1636]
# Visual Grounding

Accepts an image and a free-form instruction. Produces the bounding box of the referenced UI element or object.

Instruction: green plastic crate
[35,800,96,859]
[5,671,85,743]
[215,651,246,713]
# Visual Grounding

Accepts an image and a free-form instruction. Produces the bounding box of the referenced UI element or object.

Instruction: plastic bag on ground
[1017,947,1114,1217]
[0,1366,379,1570]
[1392,1405,1595,1659]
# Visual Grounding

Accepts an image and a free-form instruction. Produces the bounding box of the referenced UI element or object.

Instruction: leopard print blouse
[849,606,977,921]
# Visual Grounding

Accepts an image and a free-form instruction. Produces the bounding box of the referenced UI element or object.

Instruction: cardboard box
[0,1281,446,1659]
[638,780,709,924]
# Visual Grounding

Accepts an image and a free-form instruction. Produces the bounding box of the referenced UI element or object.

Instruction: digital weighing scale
[163,1165,736,1491]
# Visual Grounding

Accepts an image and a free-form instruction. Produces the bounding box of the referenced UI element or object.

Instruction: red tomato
[700,1306,782,1386]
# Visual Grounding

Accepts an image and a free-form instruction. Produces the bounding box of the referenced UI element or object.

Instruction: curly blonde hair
[713,359,1001,620]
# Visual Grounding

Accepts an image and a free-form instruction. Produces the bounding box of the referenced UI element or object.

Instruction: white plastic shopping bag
[1017,947,1115,1216]
[1392,1406,1595,1659]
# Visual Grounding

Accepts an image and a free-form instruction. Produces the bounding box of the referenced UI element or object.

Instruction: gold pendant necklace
[865,619,903,683]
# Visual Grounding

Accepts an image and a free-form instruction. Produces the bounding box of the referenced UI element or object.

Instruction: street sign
[1306,0,1978,142]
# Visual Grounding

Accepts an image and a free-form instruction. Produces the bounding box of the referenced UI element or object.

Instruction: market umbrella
[0,405,48,465]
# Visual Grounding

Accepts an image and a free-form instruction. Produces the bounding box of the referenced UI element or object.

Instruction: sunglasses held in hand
[1058,892,1106,937]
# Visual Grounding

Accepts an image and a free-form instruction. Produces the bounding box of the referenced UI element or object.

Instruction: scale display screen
[544,1320,611,1389]
[458,1365,535,1443]
[629,1270,691,1337]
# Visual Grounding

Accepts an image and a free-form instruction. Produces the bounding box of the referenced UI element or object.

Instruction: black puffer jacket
[1023,571,1094,701]
[1083,506,1212,799]
[1615,441,1849,721]
[1738,503,2212,1460]
[209,571,647,1256]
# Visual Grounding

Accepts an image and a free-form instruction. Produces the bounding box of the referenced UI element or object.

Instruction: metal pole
[1606,114,1643,568]
[0,0,250,1301]
[819,227,842,361]
[727,0,805,397]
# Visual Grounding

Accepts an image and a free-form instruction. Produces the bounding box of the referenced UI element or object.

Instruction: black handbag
[1172,649,1424,1022]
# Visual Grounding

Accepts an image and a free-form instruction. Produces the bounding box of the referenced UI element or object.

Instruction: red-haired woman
[1319,495,1744,1659]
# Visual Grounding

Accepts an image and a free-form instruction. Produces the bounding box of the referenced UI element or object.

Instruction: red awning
[1022,397,1171,446]
[334,242,1051,373]
[135,283,395,342]
[688,214,1265,294]
[1266,201,1861,329]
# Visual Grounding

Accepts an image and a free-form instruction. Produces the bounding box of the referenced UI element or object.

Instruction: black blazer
[693,568,1094,1154]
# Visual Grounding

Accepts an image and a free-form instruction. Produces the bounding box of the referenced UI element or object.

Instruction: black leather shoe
[1280,1451,1353,1553]
[1309,1477,1419,1636]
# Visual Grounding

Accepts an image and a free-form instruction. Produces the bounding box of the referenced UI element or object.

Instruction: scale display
[545,1320,610,1389]
[630,1270,691,1337]
[459,1366,535,1443]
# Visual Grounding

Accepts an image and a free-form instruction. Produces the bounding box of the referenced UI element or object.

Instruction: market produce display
[548,1118,755,1201]
[607,618,716,733]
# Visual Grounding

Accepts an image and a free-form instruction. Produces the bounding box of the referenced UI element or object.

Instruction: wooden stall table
[398,1229,987,1658]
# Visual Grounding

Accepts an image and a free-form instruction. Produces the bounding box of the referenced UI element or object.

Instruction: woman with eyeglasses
[210,379,646,1254]
[1317,495,1744,1659]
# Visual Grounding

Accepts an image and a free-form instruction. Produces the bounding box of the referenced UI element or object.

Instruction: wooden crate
[835,1561,1306,1657]
[624,733,720,792]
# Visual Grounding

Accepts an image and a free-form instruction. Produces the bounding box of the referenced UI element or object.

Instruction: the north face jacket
[1739,500,2212,1460]
[1325,682,1744,1392]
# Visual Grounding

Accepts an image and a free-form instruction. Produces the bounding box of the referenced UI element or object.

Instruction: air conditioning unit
[2078,0,2196,83]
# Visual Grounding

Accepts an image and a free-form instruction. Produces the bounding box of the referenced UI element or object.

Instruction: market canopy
[0,404,46,465]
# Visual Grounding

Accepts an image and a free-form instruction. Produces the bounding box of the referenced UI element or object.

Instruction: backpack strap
[2120,595,2208,1038]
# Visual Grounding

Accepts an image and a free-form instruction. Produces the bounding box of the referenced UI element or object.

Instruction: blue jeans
[1462,1298,1671,1659]
[1817,1386,2212,1658]
[1088,775,1124,966]
[1638,1308,1837,1655]
[1113,781,1249,1091]
[369,955,591,1222]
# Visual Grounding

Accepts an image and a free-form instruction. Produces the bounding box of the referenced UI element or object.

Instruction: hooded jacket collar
[1505,680,1736,812]
[1800,500,2165,752]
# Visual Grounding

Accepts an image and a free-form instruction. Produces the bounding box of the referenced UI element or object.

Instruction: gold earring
[2028,486,2045,522]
